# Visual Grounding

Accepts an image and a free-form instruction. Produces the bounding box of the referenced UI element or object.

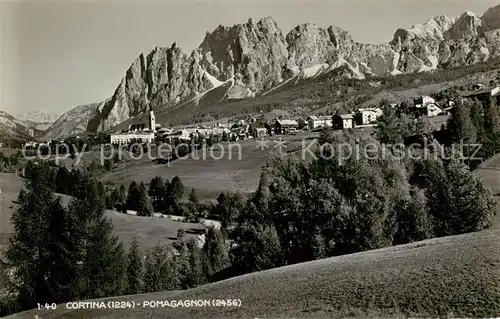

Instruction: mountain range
[8,4,500,141]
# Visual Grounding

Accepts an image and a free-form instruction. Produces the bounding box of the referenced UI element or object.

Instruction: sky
[1,0,499,117]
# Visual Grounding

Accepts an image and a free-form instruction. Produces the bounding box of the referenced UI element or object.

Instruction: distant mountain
[0,110,34,141]
[15,110,59,124]
[46,3,500,133]
[42,103,99,141]
[15,110,59,131]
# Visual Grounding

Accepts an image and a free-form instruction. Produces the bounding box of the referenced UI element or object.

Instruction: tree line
[0,161,228,316]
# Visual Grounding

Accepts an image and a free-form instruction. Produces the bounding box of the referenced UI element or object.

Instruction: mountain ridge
[37,3,500,138]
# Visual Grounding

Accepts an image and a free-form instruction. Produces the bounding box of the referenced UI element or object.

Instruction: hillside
[42,103,99,141]
[0,111,35,143]
[14,111,59,132]
[0,173,207,252]
[8,228,500,319]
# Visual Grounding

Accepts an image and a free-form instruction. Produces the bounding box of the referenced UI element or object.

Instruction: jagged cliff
[63,4,500,133]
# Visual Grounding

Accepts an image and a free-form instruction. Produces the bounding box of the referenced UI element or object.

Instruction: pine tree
[165,176,184,214]
[177,242,193,289]
[484,95,500,137]
[188,188,199,214]
[186,239,206,287]
[126,181,140,212]
[68,174,126,299]
[230,223,283,273]
[55,166,70,194]
[374,105,404,144]
[202,227,228,277]
[137,182,153,217]
[394,187,434,244]
[469,99,485,141]
[143,245,178,293]
[415,116,435,139]
[148,176,165,212]
[1,163,78,310]
[447,99,477,144]
[251,171,270,223]
[418,158,496,236]
[169,176,184,201]
[125,238,142,295]
[118,184,126,206]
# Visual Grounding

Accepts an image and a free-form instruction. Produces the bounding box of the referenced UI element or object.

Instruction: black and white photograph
[1,0,500,318]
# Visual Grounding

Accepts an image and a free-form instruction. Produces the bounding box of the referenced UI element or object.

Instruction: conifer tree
[186,239,206,287]
[143,245,179,293]
[68,174,126,299]
[188,188,199,214]
[202,227,228,277]
[137,182,153,217]
[125,238,142,295]
[169,176,184,201]
[148,176,165,212]
[126,181,140,212]
[1,162,78,310]
[447,99,477,143]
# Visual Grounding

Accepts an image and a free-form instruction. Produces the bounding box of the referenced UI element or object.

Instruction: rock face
[44,103,99,141]
[78,5,500,132]
[0,111,33,140]
[198,17,289,90]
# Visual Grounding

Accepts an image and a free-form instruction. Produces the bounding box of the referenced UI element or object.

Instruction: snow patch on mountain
[203,70,224,88]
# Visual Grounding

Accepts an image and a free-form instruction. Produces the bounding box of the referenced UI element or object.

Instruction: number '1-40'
[37,303,56,310]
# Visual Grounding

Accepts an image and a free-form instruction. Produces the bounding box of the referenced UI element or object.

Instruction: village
[107,85,500,146]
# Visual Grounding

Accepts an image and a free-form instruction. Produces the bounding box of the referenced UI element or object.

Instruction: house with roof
[355,108,383,125]
[274,119,299,135]
[332,113,354,130]
[414,96,437,108]
[255,127,268,138]
[462,86,500,106]
[411,95,444,118]
[306,115,333,129]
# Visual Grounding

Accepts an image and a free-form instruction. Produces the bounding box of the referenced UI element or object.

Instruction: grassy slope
[5,151,500,319]
[100,134,317,199]
[0,173,205,252]
[7,229,500,319]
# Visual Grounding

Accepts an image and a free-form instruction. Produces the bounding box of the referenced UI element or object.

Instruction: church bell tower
[149,105,156,132]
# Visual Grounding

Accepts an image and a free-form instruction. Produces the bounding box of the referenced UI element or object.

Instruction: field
[7,228,500,319]
[101,115,449,200]
[0,173,24,250]
[0,173,206,252]
[100,133,319,199]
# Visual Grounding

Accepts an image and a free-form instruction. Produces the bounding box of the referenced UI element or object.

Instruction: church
[110,107,157,144]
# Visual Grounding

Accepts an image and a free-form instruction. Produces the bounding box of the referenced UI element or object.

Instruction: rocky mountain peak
[444,11,482,40]
[76,7,500,135]
[390,15,456,50]
[481,4,500,32]
[197,16,288,90]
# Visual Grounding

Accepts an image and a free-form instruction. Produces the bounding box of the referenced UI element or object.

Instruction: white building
[306,115,333,129]
[357,108,383,125]
[333,113,354,130]
[425,104,443,117]
[110,132,155,144]
[255,127,268,137]
[414,96,436,108]
[165,129,191,142]
[110,108,157,144]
